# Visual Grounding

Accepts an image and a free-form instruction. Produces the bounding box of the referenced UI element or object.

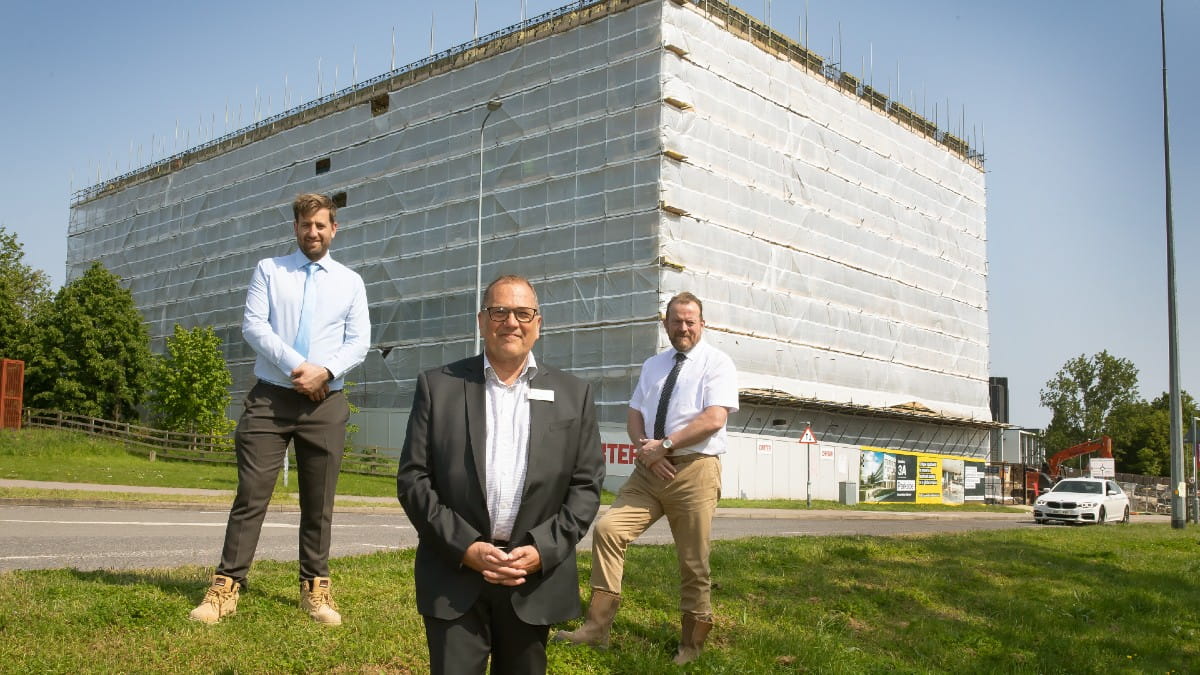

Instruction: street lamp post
[473,99,503,356]
[1158,0,1185,529]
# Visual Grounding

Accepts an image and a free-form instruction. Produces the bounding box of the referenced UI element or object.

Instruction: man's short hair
[666,291,703,319]
[483,274,539,308]
[293,193,337,223]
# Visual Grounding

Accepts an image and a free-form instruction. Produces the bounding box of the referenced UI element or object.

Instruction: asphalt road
[0,503,1078,573]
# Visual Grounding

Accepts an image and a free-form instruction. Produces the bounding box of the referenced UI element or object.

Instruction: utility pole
[1158,0,1185,529]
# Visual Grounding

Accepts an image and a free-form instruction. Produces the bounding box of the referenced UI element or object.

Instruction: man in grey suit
[397,274,604,675]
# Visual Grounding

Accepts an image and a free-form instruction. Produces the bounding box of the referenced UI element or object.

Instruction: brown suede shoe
[553,589,621,648]
[673,613,714,665]
[301,577,342,625]
[188,574,240,624]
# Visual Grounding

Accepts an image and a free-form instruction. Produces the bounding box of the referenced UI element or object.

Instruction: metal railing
[74,0,984,206]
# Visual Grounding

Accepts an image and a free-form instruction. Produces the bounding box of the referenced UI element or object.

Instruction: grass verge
[1,428,396,497]
[1,525,1195,673]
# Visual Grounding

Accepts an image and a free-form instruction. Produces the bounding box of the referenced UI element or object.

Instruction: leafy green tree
[1039,350,1140,455]
[147,324,234,437]
[26,262,152,422]
[0,226,52,361]
[1108,391,1196,476]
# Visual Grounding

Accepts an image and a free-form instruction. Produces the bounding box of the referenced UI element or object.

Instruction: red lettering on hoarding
[603,443,638,465]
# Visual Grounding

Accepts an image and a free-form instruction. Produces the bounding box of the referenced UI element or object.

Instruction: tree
[0,226,52,361]
[1108,391,1196,476]
[26,262,153,422]
[1039,350,1140,455]
[147,324,234,437]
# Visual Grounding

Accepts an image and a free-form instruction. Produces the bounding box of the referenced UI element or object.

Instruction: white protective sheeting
[69,2,669,427]
[67,0,990,446]
[659,1,989,420]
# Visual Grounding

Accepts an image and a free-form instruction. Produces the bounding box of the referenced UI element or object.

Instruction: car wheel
[1034,518,1045,525]
[1098,506,1106,525]
[1121,506,1130,524]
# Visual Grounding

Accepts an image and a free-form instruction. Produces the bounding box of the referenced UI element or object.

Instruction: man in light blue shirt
[190,193,370,626]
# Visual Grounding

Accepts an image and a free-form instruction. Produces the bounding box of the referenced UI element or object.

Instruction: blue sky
[1,0,1196,429]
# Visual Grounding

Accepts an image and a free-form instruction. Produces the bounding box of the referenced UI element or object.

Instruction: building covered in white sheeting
[67,0,1000,496]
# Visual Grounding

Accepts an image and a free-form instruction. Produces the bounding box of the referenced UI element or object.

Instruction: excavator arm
[1047,435,1114,478]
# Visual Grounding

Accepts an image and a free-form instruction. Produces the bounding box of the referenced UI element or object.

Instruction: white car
[1033,478,1130,525]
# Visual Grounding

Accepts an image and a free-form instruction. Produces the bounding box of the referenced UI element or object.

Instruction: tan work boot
[553,589,621,647]
[188,574,240,624]
[300,577,342,625]
[673,613,714,665]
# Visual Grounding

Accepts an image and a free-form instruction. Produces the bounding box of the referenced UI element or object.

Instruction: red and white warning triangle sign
[799,425,818,444]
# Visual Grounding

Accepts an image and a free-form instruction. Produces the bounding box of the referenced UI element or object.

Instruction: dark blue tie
[653,352,687,440]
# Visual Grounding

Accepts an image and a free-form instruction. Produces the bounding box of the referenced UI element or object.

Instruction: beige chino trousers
[589,454,721,615]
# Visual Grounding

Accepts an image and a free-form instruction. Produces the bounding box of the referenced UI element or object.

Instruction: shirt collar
[289,248,332,270]
[674,339,706,360]
[483,352,539,386]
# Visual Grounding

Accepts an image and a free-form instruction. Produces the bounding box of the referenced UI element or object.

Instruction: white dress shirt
[483,352,538,542]
[629,340,739,456]
[243,249,370,390]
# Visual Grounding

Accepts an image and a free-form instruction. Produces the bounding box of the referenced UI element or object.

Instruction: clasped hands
[462,542,542,586]
[291,362,331,402]
[636,438,677,481]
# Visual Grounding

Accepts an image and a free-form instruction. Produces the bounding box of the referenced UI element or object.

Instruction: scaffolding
[68,0,990,453]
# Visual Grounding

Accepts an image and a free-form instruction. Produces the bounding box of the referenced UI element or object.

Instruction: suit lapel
[527,371,548,468]
[521,370,555,516]
[464,356,489,503]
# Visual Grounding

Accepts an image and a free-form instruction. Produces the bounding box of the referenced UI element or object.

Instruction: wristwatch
[661,437,674,450]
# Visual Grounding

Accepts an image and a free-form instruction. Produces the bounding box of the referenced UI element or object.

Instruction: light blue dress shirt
[242,249,370,391]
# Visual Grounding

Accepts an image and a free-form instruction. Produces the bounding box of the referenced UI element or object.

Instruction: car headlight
[1077,501,1097,508]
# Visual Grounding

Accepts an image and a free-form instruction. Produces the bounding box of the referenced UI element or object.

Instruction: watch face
[662,438,673,449]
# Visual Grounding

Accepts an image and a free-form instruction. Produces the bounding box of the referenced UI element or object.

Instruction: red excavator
[1047,436,1114,479]
[1025,436,1114,497]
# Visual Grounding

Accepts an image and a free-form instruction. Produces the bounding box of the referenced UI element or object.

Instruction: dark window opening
[332,192,347,208]
[315,158,331,175]
[371,94,390,116]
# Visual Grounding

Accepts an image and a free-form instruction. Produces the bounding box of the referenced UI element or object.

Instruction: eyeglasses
[483,306,539,323]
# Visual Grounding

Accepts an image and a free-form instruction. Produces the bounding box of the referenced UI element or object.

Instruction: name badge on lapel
[528,388,555,402]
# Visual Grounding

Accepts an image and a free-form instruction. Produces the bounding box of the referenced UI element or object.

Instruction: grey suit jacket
[397,355,604,625]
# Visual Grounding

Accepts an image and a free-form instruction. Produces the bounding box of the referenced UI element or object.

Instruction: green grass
[0,487,398,510]
[1,428,396,498]
[1,526,1196,673]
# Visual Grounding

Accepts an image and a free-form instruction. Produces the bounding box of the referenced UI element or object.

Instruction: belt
[257,379,342,394]
[667,453,712,466]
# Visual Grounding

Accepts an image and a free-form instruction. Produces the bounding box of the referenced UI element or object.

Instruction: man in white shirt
[556,292,738,665]
[398,275,604,674]
[190,193,370,626]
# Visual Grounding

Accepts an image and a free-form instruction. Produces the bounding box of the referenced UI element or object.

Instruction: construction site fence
[22,408,398,477]
[984,461,1182,514]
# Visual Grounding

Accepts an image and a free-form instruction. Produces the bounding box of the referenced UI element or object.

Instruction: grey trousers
[216,381,349,585]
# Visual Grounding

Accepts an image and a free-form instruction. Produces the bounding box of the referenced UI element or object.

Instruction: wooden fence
[23,408,399,477]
